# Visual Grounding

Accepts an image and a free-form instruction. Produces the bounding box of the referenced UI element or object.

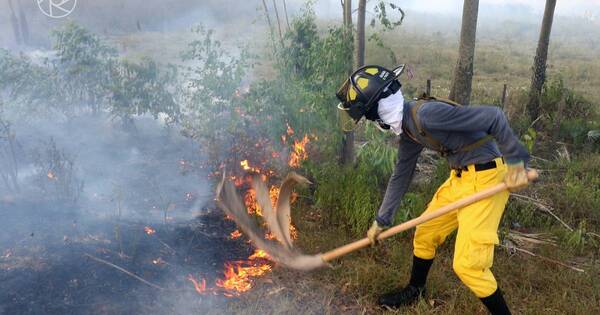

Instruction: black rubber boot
[378,256,433,308]
[480,288,512,315]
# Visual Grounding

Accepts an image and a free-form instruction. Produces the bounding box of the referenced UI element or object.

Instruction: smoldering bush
[31,138,84,206]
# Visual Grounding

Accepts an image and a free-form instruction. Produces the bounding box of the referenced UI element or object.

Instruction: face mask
[376,89,404,135]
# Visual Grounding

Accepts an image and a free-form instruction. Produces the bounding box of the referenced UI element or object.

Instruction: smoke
[0,110,250,313]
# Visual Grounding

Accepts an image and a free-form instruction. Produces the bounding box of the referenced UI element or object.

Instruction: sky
[308,0,600,21]
[394,0,600,16]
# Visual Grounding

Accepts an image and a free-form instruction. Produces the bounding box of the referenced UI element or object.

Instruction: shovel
[216,169,539,271]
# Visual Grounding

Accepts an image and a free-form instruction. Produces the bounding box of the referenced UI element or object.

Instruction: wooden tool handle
[320,169,539,262]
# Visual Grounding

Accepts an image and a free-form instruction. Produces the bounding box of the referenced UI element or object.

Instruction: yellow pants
[413,157,509,298]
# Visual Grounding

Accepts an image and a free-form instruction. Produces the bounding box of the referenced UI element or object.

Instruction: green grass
[227,202,600,314]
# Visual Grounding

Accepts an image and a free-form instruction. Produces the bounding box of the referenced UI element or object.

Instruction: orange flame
[248,249,270,260]
[215,261,272,295]
[187,274,207,294]
[288,135,310,168]
[230,230,242,240]
[243,189,261,216]
[240,160,261,173]
[144,226,156,235]
[190,125,309,297]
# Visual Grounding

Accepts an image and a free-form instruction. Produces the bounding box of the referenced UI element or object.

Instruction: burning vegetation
[184,124,311,297]
[0,103,313,313]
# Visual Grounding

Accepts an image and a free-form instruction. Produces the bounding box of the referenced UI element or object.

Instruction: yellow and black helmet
[336,64,405,131]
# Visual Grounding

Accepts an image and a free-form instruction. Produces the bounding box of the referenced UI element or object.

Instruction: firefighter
[336,65,530,315]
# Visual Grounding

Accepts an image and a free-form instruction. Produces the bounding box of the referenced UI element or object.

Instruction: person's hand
[505,161,529,192]
[367,220,384,246]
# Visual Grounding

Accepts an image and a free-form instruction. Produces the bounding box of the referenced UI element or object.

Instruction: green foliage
[542,76,595,120]
[561,157,600,223]
[2,23,179,122]
[563,220,598,254]
[179,25,252,170]
[106,58,178,123]
[356,124,397,177]
[269,7,352,139]
[311,161,386,235]
[52,22,116,112]
[233,6,354,163]
[52,22,117,65]
[558,119,598,147]
[0,49,61,116]
[588,130,600,141]
[521,127,537,153]
[370,1,405,30]
[181,26,248,104]
[367,1,405,66]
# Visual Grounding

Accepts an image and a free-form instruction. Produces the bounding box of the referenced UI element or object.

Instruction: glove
[367,220,384,245]
[505,161,529,192]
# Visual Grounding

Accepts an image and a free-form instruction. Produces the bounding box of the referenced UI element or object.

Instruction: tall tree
[527,0,557,124]
[343,0,352,28]
[272,0,284,44]
[17,1,29,45]
[262,0,276,43]
[282,0,290,29]
[449,0,479,105]
[354,0,366,68]
[7,0,22,45]
[341,0,355,165]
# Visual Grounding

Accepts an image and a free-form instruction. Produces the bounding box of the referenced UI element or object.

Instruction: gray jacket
[375,100,530,226]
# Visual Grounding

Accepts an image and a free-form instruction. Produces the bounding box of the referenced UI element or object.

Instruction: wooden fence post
[500,83,510,119]
[501,83,507,109]
[426,79,431,97]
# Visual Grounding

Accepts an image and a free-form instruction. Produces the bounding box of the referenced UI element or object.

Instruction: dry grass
[227,205,600,314]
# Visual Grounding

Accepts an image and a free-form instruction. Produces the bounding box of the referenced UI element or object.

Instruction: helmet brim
[337,102,361,131]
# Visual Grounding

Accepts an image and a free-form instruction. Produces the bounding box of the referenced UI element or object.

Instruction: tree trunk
[343,0,352,28]
[7,0,22,45]
[354,0,366,69]
[17,1,29,45]
[341,0,355,166]
[261,0,276,43]
[527,0,557,125]
[449,0,479,105]
[272,0,284,44]
[282,0,290,29]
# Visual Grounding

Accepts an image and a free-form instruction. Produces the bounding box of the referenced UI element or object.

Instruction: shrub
[311,161,385,235]
[32,138,84,206]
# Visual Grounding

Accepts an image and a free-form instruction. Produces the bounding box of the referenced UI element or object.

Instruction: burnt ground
[0,201,263,315]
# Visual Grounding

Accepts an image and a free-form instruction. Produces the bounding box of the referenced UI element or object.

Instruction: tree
[52,23,117,113]
[340,0,355,165]
[449,0,479,105]
[355,0,366,68]
[180,26,248,169]
[0,107,21,193]
[7,0,21,45]
[106,58,178,129]
[17,2,29,45]
[527,0,557,125]
[342,0,353,74]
